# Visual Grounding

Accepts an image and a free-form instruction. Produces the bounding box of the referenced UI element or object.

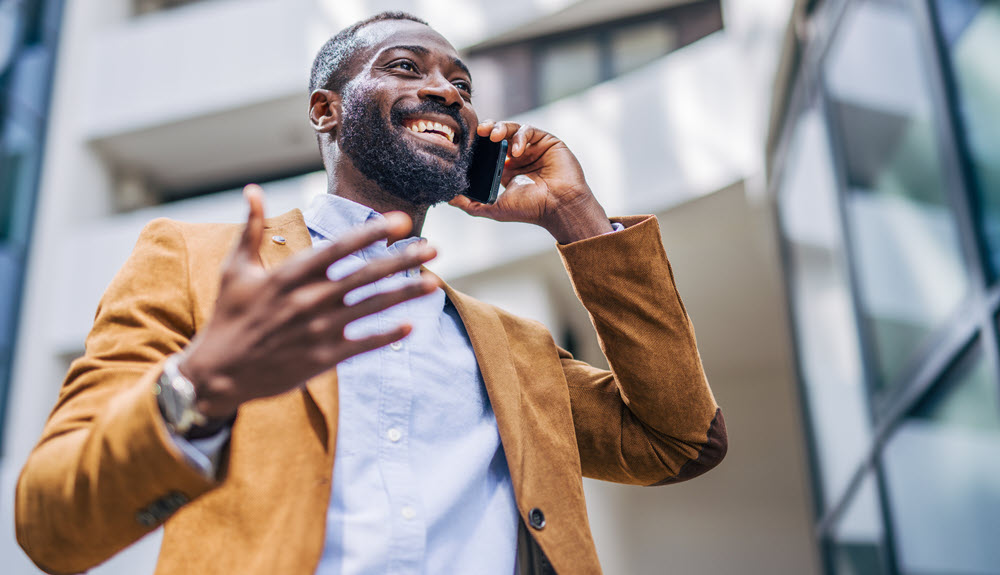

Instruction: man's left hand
[448,121,613,244]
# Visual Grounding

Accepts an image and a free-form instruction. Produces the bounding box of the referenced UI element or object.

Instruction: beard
[339,86,474,207]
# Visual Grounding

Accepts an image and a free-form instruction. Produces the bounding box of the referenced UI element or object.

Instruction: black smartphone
[462,135,507,204]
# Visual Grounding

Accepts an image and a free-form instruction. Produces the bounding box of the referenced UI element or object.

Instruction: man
[16,11,726,575]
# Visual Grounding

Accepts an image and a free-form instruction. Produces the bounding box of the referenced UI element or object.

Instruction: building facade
[771,0,1000,573]
[1,1,825,574]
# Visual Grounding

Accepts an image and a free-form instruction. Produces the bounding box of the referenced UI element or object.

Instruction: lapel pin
[271,235,287,245]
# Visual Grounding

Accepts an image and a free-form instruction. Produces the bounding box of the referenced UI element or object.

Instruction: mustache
[390,101,468,146]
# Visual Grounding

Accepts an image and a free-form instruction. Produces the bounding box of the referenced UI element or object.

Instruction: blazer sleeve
[557,215,727,486]
[15,218,218,575]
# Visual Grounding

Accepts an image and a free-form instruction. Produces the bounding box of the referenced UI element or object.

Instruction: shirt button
[401,506,417,520]
[387,428,402,442]
[389,341,404,351]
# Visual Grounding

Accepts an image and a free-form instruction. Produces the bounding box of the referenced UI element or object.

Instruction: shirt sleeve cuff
[168,426,231,479]
[605,222,625,235]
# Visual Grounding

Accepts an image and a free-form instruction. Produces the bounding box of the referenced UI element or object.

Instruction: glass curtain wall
[0,0,63,453]
[773,0,1000,573]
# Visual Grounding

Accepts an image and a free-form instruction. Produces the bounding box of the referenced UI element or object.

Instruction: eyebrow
[382,44,472,79]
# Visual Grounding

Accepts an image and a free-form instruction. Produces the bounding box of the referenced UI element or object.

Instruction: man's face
[337,21,479,206]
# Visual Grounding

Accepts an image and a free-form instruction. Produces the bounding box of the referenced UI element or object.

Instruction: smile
[402,118,456,144]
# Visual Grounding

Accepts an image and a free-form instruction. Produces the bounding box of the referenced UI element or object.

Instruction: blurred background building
[772,0,1000,573]
[0,0,995,573]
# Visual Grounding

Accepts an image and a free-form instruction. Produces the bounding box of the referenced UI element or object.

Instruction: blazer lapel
[440,280,525,493]
[258,210,339,451]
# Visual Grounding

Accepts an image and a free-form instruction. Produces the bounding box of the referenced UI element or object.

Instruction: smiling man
[16,12,726,575]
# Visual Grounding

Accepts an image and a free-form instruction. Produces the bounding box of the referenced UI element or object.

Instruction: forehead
[356,20,460,65]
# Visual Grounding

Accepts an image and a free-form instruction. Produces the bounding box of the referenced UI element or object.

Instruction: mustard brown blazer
[16,210,727,575]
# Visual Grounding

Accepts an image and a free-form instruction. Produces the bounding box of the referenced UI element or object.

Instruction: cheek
[462,108,478,143]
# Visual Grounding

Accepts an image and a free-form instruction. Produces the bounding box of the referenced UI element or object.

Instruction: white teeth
[406,119,455,143]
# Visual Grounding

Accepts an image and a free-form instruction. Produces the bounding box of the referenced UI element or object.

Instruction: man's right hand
[177,184,439,421]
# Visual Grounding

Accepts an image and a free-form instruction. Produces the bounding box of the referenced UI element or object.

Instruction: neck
[326,155,429,238]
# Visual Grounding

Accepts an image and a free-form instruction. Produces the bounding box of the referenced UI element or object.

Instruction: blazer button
[136,510,157,527]
[529,507,546,530]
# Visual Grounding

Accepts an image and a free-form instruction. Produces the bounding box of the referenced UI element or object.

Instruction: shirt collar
[303,193,381,242]
[303,193,426,256]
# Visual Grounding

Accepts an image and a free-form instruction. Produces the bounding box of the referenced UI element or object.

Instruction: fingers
[448,195,492,218]
[334,243,438,294]
[477,120,498,138]
[509,124,535,158]
[477,121,550,159]
[341,324,413,360]
[284,211,413,283]
[235,184,266,265]
[338,276,442,358]
[294,273,437,342]
[478,120,520,144]
[342,276,440,323]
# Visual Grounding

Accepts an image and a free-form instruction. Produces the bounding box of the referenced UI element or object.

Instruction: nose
[417,73,463,108]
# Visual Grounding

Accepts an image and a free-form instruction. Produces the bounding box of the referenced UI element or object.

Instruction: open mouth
[402,118,457,146]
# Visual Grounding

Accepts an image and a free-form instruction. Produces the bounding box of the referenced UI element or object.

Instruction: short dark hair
[309,11,428,94]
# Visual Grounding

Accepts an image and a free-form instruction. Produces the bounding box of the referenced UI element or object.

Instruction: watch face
[157,357,206,434]
[158,373,185,429]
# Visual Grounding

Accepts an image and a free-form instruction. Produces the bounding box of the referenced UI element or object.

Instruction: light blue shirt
[305,194,519,574]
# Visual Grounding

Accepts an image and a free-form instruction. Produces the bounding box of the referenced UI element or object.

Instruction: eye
[388,59,419,73]
[453,79,473,96]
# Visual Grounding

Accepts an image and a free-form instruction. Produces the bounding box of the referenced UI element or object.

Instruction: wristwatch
[154,354,208,436]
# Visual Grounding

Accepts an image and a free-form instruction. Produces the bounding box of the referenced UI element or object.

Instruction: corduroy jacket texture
[16,210,727,575]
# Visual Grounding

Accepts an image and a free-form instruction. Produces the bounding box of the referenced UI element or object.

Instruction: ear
[309,89,341,135]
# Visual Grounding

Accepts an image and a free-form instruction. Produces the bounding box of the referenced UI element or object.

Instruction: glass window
[609,21,676,76]
[537,36,602,105]
[933,0,1000,278]
[0,355,8,456]
[0,4,18,75]
[0,151,24,242]
[21,0,47,46]
[827,475,890,575]
[824,0,970,392]
[0,248,17,350]
[882,341,1000,574]
[778,105,873,508]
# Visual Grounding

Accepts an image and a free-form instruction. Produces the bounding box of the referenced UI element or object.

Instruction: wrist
[176,352,240,421]
[543,189,613,244]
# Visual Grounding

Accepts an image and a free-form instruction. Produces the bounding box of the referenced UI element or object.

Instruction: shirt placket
[370,241,425,573]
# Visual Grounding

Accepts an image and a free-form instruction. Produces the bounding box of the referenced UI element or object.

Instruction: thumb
[234,184,266,266]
